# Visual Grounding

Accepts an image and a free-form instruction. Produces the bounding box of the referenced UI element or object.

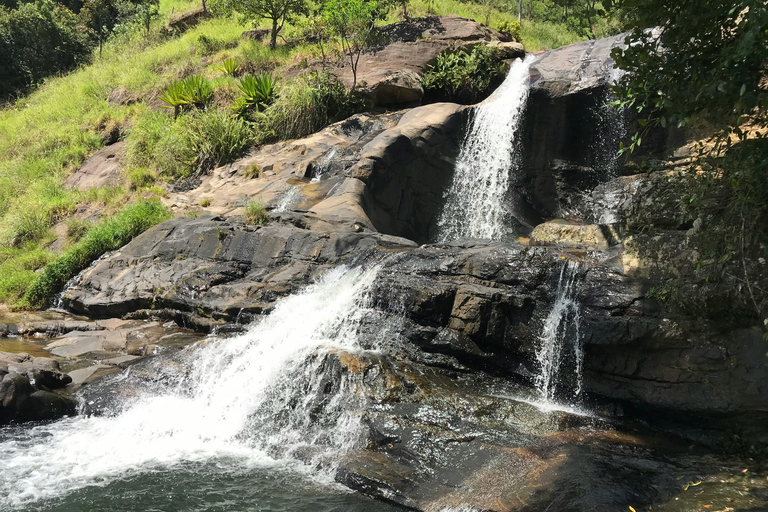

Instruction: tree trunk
[270,18,278,50]
[518,0,522,21]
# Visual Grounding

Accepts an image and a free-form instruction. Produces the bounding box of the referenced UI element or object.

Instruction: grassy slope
[0,0,601,307]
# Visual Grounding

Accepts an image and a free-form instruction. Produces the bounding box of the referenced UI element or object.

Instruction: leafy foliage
[215,57,241,75]
[323,0,379,90]
[422,45,507,104]
[158,75,214,118]
[232,72,278,117]
[496,19,521,42]
[21,200,170,309]
[256,71,364,141]
[609,0,768,321]
[210,0,308,49]
[128,109,253,177]
[0,0,92,98]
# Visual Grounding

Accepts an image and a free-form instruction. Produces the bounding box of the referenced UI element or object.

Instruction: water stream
[534,260,584,404]
[437,55,536,242]
[0,265,390,510]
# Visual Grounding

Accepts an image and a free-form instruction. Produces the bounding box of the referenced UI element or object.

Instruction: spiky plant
[232,72,278,117]
[215,58,240,76]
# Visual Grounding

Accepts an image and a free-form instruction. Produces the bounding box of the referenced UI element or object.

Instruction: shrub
[196,34,229,55]
[0,0,93,98]
[200,198,211,207]
[215,58,240,76]
[243,199,268,226]
[422,45,507,104]
[127,109,253,178]
[497,20,521,42]
[183,110,254,173]
[20,200,171,309]
[158,75,215,118]
[257,71,364,142]
[232,72,278,117]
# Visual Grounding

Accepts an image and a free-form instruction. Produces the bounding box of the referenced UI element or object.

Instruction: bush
[422,45,508,104]
[65,218,92,244]
[243,199,269,226]
[0,246,54,303]
[232,72,278,117]
[0,0,93,98]
[128,167,157,189]
[20,200,170,309]
[496,20,521,42]
[214,57,240,76]
[158,75,215,118]
[127,109,253,178]
[257,71,364,142]
[183,110,254,173]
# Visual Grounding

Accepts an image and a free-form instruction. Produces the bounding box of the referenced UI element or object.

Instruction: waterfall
[0,265,382,509]
[534,261,583,403]
[437,54,536,242]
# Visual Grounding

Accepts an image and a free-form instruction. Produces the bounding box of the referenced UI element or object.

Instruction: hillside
[0,0,618,309]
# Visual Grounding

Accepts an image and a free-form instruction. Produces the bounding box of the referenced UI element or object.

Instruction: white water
[274,185,303,212]
[534,261,584,403]
[437,55,536,242]
[0,265,382,509]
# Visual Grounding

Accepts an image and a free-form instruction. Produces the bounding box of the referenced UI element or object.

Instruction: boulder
[107,86,138,107]
[0,351,77,424]
[529,32,627,98]
[529,220,619,250]
[64,142,125,191]
[335,16,515,105]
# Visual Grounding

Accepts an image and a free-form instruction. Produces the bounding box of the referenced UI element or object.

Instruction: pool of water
[4,454,399,512]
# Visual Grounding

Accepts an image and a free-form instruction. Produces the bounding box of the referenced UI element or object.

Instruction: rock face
[0,351,76,423]
[335,16,521,105]
[64,142,125,191]
[529,33,627,97]
[36,29,768,512]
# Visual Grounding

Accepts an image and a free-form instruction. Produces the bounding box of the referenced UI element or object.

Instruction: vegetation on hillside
[610,0,768,323]
[0,0,619,309]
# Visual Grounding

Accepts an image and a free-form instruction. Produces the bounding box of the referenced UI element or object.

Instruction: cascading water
[0,265,385,510]
[437,54,536,242]
[534,260,584,403]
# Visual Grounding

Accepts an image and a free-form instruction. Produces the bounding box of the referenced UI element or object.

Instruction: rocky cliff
[1,25,766,512]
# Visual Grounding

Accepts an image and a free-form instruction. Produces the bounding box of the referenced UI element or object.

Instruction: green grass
[0,0,608,309]
[244,199,269,226]
[20,200,171,309]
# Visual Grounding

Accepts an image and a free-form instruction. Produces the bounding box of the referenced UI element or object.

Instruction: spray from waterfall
[437,54,536,242]
[0,265,384,510]
[534,260,583,403]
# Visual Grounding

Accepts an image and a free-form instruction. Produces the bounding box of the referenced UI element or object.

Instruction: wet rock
[16,390,77,422]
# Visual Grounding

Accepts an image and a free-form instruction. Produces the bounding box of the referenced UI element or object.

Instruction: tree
[323,0,378,91]
[608,0,767,151]
[0,0,92,97]
[608,0,768,319]
[211,0,307,49]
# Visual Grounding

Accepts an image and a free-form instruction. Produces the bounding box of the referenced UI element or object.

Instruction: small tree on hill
[211,0,307,49]
[323,0,378,91]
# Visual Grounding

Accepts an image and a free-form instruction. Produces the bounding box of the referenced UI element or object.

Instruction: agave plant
[158,79,189,119]
[232,72,278,117]
[159,75,214,119]
[215,58,240,76]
